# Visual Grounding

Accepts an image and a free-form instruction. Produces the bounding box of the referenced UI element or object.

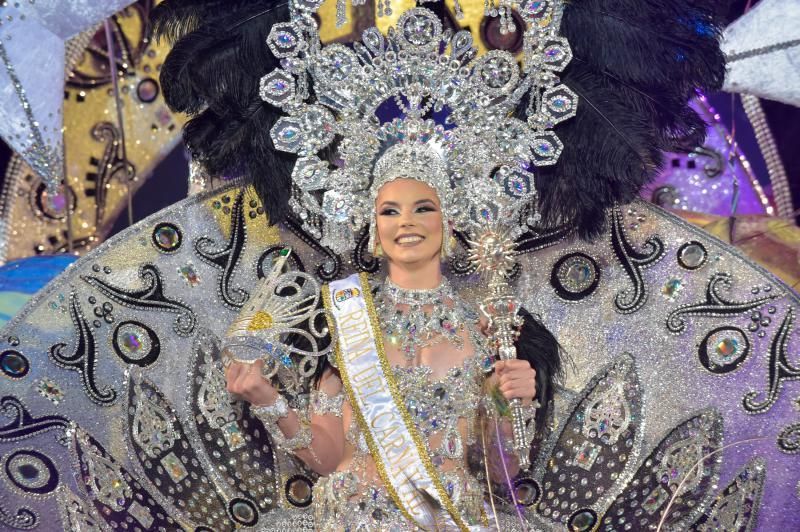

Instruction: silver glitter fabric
[315,351,490,530]
[722,0,800,107]
[0,183,798,529]
[377,276,478,360]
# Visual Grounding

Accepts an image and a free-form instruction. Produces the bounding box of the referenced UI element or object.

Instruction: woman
[153,0,724,528]
[224,175,560,530]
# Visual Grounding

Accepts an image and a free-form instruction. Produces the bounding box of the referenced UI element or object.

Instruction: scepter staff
[468,223,532,471]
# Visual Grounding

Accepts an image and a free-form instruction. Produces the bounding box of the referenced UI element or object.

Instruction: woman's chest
[392,357,484,434]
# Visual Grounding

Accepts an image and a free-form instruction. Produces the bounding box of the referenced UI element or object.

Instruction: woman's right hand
[224,357,278,407]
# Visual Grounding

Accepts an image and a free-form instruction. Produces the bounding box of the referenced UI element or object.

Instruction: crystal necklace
[377,276,477,361]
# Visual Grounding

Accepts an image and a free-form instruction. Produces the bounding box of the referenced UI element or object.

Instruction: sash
[323,273,469,531]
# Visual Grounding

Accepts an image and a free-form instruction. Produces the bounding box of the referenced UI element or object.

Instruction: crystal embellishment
[152,223,182,252]
[259,69,296,107]
[131,381,178,458]
[661,278,684,301]
[701,328,749,374]
[267,23,305,58]
[178,263,201,287]
[36,377,64,405]
[271,117,304,153]
[0,350,29,378]
[116,323,153,361]
[678,241,708,270]
[574,440,601,471]
[160,451,188,483]
[222,421,246,451]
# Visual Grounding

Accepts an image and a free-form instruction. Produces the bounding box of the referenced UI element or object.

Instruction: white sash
[323,273,469,531]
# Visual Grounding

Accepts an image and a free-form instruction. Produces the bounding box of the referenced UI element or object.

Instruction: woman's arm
[225,357,345,475]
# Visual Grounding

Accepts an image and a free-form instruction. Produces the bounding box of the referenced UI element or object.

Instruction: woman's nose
[399,210,415,226]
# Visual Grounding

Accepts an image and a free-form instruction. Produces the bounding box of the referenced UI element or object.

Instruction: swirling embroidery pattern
[743,308,800,415]
[666,273,780,335]
[284,215,342,282]
[610,207,666,314]
[49,291,117,406]
[0,396,69,444]
[777,423,800,454]
[82,264,196,336]
[195,192,250,307]
[0,500,36,530]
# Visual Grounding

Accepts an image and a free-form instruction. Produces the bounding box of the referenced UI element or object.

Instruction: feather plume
[150,0,271,43]
[524,0,728,238]
[515,307,565,436]
[156,0,295,223]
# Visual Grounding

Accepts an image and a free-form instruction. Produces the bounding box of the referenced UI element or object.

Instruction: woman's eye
[379,208,398,216]
[416,206,436,213]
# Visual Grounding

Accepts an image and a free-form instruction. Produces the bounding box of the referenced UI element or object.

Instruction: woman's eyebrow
[378,199,437,208]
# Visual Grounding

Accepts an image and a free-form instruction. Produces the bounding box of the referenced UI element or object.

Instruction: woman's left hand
[495,359,537,406]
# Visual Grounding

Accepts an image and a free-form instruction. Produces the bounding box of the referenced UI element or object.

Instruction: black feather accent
[159,26,220,115]
[156,0,295,222]
[521,0,728,238]
[562,0,726,93]
[515,307,565,436]
[150,0,274,43]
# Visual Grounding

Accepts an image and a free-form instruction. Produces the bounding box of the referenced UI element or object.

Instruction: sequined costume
[4,1,798,532]
[306,275,523,530]
[313,348,491,530]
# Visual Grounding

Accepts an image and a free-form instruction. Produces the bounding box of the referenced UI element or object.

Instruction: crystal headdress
[260,2,576,253]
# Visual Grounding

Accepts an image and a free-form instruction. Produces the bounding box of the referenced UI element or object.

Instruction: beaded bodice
[313,277,497,529]
[393,352,485,461]
[318,324,493,530]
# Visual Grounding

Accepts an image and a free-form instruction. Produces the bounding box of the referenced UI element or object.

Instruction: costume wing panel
[0,185,333,530]
[506,200,798,529]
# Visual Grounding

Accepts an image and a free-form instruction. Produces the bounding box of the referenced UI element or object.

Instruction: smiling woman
[225,165,559,529]
[375,179,447,285]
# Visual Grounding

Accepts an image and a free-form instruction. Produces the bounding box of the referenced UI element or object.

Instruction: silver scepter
[468,224,531,471]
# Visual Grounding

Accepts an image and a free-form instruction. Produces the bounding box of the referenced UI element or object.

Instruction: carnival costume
[2,1,799,531]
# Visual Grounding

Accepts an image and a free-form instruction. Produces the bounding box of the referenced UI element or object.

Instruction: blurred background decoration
[0,0,186,263]
[0,255,77,327]
[0,0,797,298]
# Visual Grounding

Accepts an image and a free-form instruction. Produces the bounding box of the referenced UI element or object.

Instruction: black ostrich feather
[525,0,728,238]
[153,0,295,224]
[516,307,565,436]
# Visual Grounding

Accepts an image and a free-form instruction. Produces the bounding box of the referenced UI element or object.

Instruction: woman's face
[375,178,444,267]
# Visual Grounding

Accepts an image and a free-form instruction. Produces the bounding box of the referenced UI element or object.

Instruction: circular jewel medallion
[699,327,749,375]
[1,350,29,379]
[677,241,708,270]
[551,252,600,301]
[568,508,598,531]
[513,477,540,507]
[112,321,160,367]
[228,497,258,526]
[285,475,313,507]
[151,222,182,253]
[3,449,59,496]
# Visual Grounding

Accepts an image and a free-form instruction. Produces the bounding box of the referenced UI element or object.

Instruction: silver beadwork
[310,389,345,418]
[377,275,476,360]
[263,3,574,253]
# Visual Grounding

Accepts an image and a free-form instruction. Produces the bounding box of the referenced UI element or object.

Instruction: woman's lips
[395,234,424,246]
